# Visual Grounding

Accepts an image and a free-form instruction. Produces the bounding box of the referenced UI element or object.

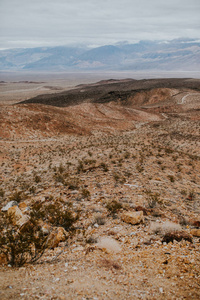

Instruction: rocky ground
[0,78,200,299]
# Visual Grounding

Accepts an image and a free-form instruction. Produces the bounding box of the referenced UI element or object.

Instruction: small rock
[41,223,51,235]
[190,229,200,237]
[54,278,60,282]
[7,206,30,227]
[121,211,144,225]
[47,227,68,249]
[1,201,18,212]
[18,202,29,213]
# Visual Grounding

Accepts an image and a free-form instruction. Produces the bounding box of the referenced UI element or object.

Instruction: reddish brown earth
[1,78,200,140]
[0,78,200,299]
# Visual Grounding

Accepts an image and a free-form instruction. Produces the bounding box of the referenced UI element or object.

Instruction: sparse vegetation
[0,215,48,267]
[9,191,26,203]
[0,77,200,298]
[106,200,123,215]
[81,188,91,199]
[168,175,175,182]
[145,190,161,208]
[0,198,79,267]
[0,188,4,198]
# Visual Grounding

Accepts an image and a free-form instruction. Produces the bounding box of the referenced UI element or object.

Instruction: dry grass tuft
[150,221,182,235]
[97,237,121,253]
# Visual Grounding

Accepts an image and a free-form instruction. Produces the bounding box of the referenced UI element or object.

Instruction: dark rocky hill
[19,78,200,107]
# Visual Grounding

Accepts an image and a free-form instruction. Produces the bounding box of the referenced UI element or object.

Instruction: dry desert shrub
[150,221,182,235]
[94,213,106,225]
[106,200,123,215]
[0,198,79,267]
[81,188,91,199]
[0,212,48,267]
[100,162,109,172]
[30,199,79,232]
[145,189,162,208]
[9,191,26,203]
[0,188,5,198]
[162,231,193,244]
[97,237,121,253]
[98,258,121,270]
[187,190,195,201]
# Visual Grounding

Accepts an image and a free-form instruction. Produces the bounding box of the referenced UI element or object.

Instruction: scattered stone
[41,223,51,235]
[159,287,164,293]
[18,202,29,213]
[121,211,144,225]
[47,227,68,249]
[1,201,18,212]
[190,229,200,237]
[7,206,30,227]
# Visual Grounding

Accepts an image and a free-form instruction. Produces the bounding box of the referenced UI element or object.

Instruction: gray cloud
[0,0,199,48]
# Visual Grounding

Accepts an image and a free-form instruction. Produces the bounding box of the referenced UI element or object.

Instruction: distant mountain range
[0,38,200,71]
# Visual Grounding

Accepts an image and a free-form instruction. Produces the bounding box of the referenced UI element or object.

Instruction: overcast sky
[0,0,200,49]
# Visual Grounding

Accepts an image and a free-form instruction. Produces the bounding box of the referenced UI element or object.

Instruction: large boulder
[121,211,144,225]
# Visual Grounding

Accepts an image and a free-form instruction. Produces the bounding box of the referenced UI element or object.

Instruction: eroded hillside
[0,78,200,140]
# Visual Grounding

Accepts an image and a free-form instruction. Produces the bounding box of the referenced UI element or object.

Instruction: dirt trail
[178,93,200,104]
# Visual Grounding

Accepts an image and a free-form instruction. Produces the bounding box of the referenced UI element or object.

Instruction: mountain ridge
[0,38,200,71]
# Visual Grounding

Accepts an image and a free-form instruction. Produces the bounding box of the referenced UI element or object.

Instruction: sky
[0,0,200,49]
